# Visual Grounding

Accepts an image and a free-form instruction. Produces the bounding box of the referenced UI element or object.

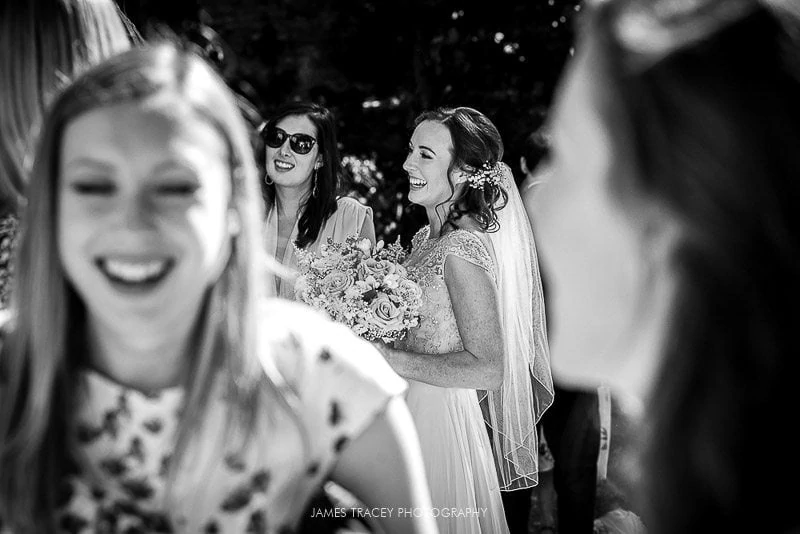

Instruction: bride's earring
[265,174,274,186]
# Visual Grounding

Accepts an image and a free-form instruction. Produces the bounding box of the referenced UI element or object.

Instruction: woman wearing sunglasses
[260,102,376,298]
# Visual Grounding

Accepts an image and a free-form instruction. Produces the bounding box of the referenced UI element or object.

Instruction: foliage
[121,0,580,245]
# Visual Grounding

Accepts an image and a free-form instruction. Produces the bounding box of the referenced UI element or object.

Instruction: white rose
[320,271,354,296]
[369,294,405,332]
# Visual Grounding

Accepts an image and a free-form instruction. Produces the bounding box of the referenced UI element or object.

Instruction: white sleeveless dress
[395,226,509,534]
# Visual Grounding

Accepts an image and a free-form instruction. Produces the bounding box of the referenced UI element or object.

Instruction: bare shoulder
[336,195,371,215]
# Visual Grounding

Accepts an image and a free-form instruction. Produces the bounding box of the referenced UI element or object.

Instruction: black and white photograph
[1,0,798,532]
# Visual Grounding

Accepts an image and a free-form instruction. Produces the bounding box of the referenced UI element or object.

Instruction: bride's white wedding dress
[395,225,509,534]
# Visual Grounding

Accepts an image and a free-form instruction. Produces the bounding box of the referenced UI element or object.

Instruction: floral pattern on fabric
[11,300,408,534]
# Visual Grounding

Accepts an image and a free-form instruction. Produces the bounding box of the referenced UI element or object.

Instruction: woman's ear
[314,157,323,170]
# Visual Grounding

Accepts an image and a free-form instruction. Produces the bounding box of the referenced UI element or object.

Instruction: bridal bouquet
[294,236,423,343]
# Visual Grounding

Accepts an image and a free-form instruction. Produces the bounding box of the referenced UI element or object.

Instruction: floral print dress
[2,300,406,533]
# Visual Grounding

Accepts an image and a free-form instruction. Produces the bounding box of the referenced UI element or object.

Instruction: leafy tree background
[118,0,580,245]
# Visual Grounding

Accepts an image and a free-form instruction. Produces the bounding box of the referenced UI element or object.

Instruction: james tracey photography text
[309,507,489,519]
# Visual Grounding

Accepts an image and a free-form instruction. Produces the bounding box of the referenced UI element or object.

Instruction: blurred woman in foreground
[531,0,800,531]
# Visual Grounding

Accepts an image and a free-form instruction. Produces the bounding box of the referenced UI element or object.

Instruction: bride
[378,107,554,533]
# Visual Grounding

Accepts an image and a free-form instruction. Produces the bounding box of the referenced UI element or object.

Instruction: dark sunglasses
[263,126,317,155]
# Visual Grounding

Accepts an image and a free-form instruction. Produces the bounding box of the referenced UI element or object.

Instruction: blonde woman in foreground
[0,44,435,534]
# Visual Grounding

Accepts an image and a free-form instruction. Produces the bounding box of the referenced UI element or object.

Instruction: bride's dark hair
[414,107,508,233]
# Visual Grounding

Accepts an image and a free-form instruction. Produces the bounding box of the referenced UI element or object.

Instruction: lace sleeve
[0,214,20,309]
[440,230,496,282]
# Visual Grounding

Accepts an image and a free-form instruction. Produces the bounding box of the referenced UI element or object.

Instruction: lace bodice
[396,226,495,356]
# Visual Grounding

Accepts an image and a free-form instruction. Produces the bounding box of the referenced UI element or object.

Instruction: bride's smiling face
[403,120,459,209]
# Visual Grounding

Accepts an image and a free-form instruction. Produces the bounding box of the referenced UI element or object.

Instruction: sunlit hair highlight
[0,0,138,212]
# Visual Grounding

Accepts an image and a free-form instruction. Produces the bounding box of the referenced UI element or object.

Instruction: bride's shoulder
[440,221,494,272]
[444,218,489,248]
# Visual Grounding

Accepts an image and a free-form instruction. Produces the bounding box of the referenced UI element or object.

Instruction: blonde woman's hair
[0,44,305,530]
[0,0,138,212]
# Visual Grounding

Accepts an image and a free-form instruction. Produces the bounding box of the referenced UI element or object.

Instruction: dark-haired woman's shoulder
[320,196,374,244]
[447,216,491,250]
[334,195,373,220]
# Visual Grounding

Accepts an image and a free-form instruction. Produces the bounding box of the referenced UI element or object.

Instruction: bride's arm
[380,254,504,389]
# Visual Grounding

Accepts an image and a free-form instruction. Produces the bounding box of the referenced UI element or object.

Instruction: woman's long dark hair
[590,3,800,532]
[260,102,339,249]
[414,107,508,233]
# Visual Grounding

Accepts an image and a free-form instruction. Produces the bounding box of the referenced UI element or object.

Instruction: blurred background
[112,5,643,532]
[117,0,579,244]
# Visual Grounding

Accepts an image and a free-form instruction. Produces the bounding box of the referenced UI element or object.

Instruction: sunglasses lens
[264,127,286,148]
[265,126,316,155]
[290,135,315,155]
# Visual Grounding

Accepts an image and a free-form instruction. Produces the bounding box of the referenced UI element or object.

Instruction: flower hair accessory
[467,161,505,190]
